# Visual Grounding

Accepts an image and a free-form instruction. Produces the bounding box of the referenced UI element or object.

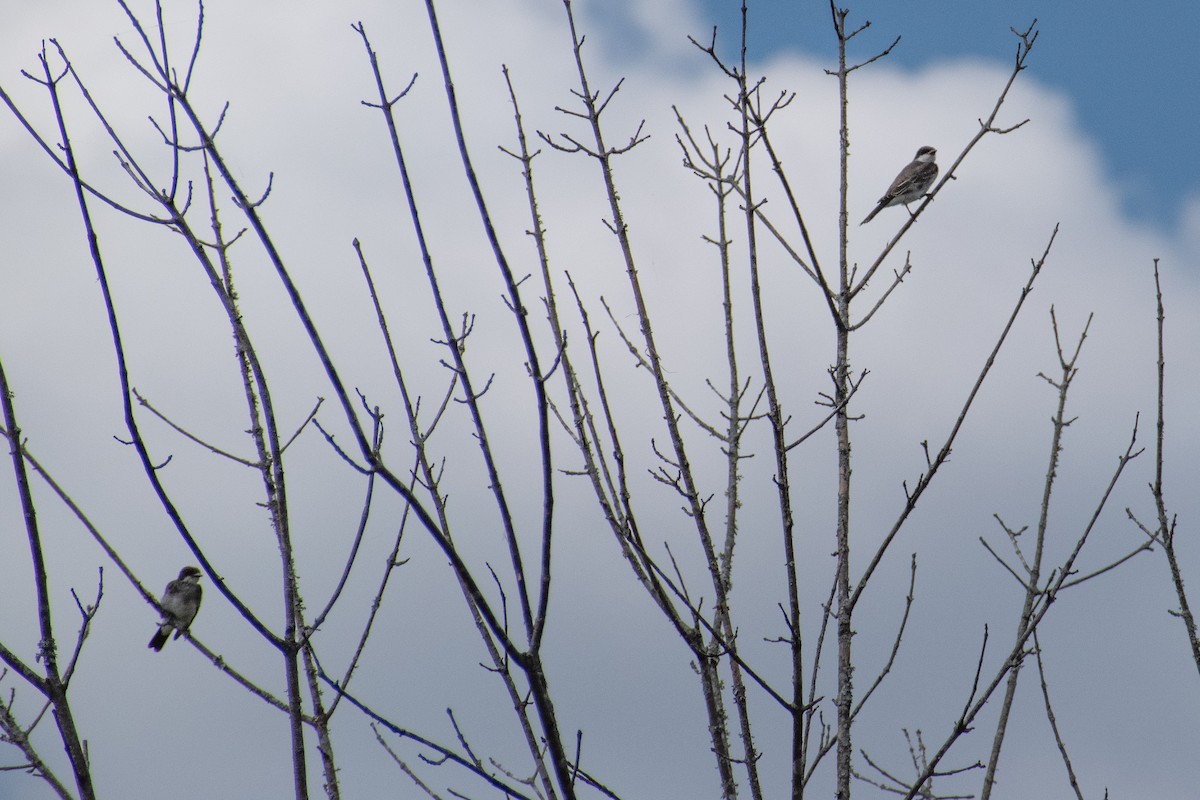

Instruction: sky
[692,0,1200,230]
[0,1,1198,799]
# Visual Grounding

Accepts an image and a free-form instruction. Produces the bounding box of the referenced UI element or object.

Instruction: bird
[148,566,203,652]
[860,146,939,225]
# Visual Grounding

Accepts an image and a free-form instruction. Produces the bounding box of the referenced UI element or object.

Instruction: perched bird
[148,566,203,652]
[860,145,939,225]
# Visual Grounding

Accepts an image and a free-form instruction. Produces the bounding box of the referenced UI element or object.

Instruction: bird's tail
[860,202,884,225]
[148,624,172,651]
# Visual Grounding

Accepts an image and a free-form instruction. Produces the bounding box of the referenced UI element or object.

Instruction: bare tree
[0,2,1181,799]
[1126,260,1200,679]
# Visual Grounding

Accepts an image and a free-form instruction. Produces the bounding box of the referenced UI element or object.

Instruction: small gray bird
[860,145,939,225]
[148,566,203,651]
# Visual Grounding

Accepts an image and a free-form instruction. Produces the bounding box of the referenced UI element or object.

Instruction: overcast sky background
[1,1,1198,798]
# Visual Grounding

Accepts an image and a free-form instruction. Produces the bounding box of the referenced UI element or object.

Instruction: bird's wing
[891,161,937,199]
[161,580,188,617]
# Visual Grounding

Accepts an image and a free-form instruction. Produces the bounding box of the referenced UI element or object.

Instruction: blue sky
[683,0,1198,229]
